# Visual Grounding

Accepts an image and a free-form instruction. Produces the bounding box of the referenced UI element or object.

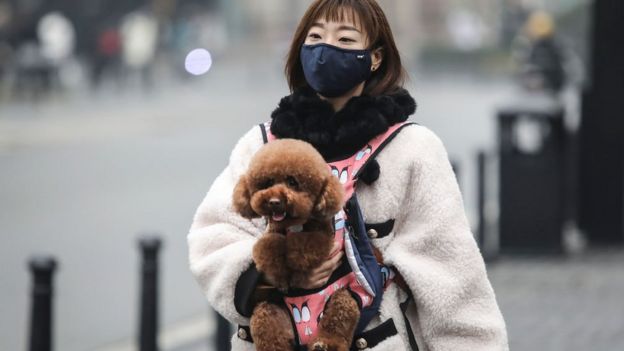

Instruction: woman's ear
[232,175,259,219]
[313,175,345,219]
[371,47,384,72]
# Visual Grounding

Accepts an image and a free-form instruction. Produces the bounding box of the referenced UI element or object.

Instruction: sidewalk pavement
[161,249,624,351]
[488,248,624,351]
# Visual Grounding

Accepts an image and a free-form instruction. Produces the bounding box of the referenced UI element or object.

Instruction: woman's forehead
[313,7,363,31]
[311,19,363,35]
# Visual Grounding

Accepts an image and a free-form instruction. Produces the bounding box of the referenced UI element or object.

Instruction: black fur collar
[270,87,417,160]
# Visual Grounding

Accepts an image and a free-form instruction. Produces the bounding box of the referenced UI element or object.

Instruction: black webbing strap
[399,295,420,351]
[349,318,399,350]
[259,123,268,144]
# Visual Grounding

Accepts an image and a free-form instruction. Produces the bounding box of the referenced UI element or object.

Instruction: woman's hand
[290,240,343,290]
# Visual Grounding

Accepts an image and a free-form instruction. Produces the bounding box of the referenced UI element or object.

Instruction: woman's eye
[286,176,299,189]
[339,37,355,43]
[308,33,321,39]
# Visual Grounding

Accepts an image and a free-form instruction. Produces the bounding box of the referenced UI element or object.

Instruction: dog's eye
[258,178,274,189]
[286,176,299,189]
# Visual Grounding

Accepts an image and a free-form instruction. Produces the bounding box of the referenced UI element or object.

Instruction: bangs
[309,0,378,46]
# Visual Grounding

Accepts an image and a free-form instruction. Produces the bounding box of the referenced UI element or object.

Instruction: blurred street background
[1,0,623,350]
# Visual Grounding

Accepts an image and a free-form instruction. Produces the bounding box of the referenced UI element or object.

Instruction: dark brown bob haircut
[285,0,407,96]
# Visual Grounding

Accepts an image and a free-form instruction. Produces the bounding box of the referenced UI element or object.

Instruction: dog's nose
[268,198,282,209]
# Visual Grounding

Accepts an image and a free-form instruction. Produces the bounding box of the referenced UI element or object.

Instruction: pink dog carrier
[260,120,414,347]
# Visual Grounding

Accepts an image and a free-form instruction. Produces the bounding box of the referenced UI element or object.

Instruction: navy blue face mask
[300,43,372,98]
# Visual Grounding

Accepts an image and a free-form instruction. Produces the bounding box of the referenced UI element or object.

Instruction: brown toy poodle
[232,139,361,351]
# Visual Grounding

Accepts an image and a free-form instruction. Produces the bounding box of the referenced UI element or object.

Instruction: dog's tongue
[272,212,287,222]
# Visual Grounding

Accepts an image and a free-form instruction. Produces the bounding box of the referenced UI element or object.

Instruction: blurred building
[0,0,591,96]
[421,0,500,49]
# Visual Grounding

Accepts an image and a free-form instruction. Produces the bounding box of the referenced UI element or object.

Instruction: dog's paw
[262,272,289,292]
[311,341,328,351]
[310,337,349,351]
[253,233,290,289]
[251,302,295,351]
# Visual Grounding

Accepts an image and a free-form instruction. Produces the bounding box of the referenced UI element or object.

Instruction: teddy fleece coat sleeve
[187,127,264,325]
[383,126,508,350]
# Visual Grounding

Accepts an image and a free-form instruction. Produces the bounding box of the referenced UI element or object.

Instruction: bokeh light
[184,48,212,76]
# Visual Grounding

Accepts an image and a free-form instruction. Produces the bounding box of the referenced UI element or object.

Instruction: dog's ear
[232,174,259,219]
[313,175,345,219]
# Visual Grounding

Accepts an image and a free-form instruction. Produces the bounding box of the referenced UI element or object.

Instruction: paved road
[167,250,624,351]
[489,249,624,351]
[2,60,557,351]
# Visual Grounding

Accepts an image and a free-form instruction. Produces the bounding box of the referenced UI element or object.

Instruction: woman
[187,0,509,350]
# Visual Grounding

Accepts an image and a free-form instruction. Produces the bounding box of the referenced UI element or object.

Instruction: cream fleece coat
[187,123,509,350]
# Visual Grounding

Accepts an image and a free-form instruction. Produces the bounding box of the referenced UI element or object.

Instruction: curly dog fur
[233,139,361,351]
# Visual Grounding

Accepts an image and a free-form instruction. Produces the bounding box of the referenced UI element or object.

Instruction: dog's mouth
[271,211,287,222]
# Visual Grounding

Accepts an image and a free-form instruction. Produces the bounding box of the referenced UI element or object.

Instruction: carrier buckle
[355,337,368,349]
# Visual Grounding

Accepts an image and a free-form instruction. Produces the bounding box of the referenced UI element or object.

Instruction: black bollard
[28,256,58,351]
[138,236,162,351]
[215,310,232,351]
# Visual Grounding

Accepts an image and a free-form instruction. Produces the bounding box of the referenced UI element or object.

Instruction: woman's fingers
[311,279,328,289]
[328,240,342,257]
[315,251,343,275]
[332,249,344,265]
[292,247,345,289]
[310,251,343,280]
[328,250,343,272]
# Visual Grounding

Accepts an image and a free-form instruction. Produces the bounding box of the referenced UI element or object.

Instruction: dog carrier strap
[260,121,276,143]
[260,121,414,159]
[400,296,420,351]
[352,122,416,185]
[259,122,269,144]
[261,120,416,199]
[349,318,399,351]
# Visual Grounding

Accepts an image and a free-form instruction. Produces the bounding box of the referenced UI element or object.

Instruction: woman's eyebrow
[338,25,361,33]
[310,22,361,33]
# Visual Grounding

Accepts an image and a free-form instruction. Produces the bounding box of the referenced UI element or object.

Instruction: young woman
[187,0,509,350]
